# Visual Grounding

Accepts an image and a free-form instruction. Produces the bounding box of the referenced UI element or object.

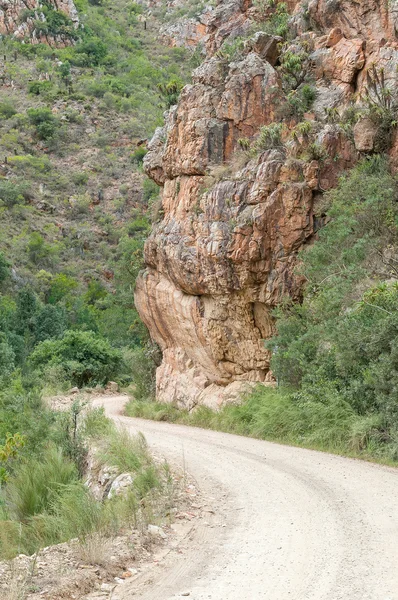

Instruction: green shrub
[286,84,317,118]
[0,253,10,283]
[100,428,149,473]
[131,146,147,165]
[256,1,290,38]
[28,80,54,96]
[143,177,160,204]
[32,304,67,342]
[157,78,184,108]
[0,180,30,207]
[34,6,78,41]
[255,123,284,151]
[72,171,89,186]
[0,101,17,120]
[47,273,79,304]
[30,330,123,386]
[27,232,59,267]
[27,107,60,140]
[74,38,108,66]
[0,335,15,383]
[267,157,398,455]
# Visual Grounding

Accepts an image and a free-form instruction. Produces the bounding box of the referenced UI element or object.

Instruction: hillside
[0,0,194,352]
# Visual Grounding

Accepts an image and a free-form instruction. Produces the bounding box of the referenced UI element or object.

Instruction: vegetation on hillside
[0,0,189,565]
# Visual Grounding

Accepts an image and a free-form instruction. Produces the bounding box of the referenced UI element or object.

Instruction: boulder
[108,474,134,499]
[354,117,379,152]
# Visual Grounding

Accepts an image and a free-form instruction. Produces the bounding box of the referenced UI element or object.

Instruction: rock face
[0,0,79,44]
[135,0,398,409]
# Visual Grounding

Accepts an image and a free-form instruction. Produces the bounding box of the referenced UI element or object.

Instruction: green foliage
[52,401,88,475]
[4,445,78,521]
[28,80,54,96]
[0,334,16,383]
[286,84,317,119]
[32,304,67,342]
[0,383,53,456]
[143,177,160,205]
[127,343,160,401]
[84,280,107,306]
[34,6,78,41]
[73,38,108,66]
[0,433,25,484]
[47,273,79,304]
[30,330,123,386]
[362,64,398,152]
[27,232,60,267]
[267,157,398,459]
[255,123,284,151]
[100,428,148,473]
[0,407,166,558]
[254,1,290,39]
[157,78,184,108]
[0,252,10,283]
[27,107,60,140]
[277,42,316,118]
[131,146,147,165]
[0,101,17,120]
[0,180,30,207]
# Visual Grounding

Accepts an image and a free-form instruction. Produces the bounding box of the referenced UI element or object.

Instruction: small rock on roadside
[148,524,167,539]
[106,381,119,393]
[100,583,116,593]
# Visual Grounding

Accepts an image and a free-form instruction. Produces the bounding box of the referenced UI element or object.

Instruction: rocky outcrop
[0,0,79,45]
[155,0,253,54]
[136,0,398,409]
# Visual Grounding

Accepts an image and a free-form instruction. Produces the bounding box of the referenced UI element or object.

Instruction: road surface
[96,395,398,600]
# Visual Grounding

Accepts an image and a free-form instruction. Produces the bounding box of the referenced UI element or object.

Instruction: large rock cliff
[0,0,79,44]
[136,0,398,409]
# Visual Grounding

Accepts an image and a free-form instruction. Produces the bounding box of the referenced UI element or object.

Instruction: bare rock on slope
[0,0,79,45]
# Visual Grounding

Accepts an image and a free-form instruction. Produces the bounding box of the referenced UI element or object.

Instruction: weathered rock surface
[0,0,79,44]
[136,0,398,408]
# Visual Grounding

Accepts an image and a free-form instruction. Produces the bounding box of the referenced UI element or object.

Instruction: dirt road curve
[96,395,398,600]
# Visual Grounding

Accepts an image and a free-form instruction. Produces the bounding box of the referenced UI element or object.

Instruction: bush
[30,330,123,386]
[27,232,59,267]
[74,38,108,66]
[127,344,159,401]
[28,80,54,96]
[131,146,147,165]
[0,101,17,120]
[0,335,15,383]
[0,180,30,207]
[0,252,10,283]
[267,157,398,456]
[27,107,60,140]
[255,123,284,151]
[157,78,183,108]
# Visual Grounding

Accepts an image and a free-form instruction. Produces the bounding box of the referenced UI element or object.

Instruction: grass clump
[0,405,168,559]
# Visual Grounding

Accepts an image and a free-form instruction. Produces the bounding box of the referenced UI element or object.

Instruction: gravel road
[97,395,398,600]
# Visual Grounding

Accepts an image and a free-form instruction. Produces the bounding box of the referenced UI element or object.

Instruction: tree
[30,330,123,386]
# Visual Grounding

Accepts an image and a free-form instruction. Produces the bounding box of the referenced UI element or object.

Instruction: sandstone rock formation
[0,0,79,44]
[136,0,398,409]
